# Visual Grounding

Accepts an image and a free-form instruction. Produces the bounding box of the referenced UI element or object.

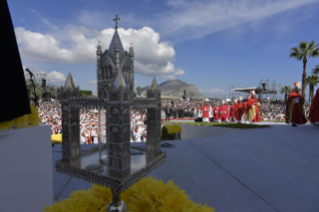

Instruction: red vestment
[202,105,210,118]
[285,91,307,124]
[86,130,92,144]
[219,105,228,121]
[230,104,235,121]
[246,97,261,123]
[213,106,219,120]
[309,88,319,123]
[234,102,245,121]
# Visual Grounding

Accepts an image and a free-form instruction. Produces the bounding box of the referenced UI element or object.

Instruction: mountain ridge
[140,79,202,98]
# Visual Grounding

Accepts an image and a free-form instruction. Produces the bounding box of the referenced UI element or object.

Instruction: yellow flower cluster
[43,177,215,212]
[164,124,182,134]
[0,104,40,130]
[52,134,62,144]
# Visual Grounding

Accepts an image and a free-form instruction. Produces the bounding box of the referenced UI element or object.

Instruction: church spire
[150,77,158,91]
[109,15,124,54]
[64,73,75,89]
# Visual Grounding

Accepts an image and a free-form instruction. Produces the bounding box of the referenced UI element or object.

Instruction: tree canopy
[80,90,93,97]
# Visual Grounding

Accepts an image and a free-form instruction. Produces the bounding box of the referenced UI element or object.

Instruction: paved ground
[52,123,319,212]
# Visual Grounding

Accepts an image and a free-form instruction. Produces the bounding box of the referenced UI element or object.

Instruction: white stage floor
[52,123,319,212]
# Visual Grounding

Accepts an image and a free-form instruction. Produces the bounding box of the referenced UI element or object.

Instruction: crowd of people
[163,90,262,124]
[38,82,319,143]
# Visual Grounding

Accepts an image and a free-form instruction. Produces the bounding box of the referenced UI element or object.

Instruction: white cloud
[23,68,66,84]
[88,80,97,84]
[15,26,184,80]
[174,68,185,76]
[47,71,66,83]
[159,0,317,42]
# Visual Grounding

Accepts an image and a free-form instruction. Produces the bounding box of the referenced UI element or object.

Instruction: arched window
[109,66,112,78]
[102,68,107,80]
[123,67,127,80]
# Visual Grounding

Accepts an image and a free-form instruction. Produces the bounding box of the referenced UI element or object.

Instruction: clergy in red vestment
[229,99,237,122]
[202,101,210,122]
[219,100,228,122]
[243,95,251,122]
[309,88,319,125]
[285,82,307,126]
[245,90,261,123]
[213,102,220,122]
[85,125,92,144]
[235,96,245,123]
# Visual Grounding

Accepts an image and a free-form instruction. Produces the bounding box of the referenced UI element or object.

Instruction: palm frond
[299,41,308,52]
[280,85,293,94]
[308,40,316,49]
[306,73,319,85]
[312,65,319,75]
[290,47,300,54]
[289,52,302,60]
[310,47,319,58]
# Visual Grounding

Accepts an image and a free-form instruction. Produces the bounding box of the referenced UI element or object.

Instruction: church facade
[96,15,135,99]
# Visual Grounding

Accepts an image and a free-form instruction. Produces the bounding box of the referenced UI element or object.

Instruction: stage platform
[52,123,319,212]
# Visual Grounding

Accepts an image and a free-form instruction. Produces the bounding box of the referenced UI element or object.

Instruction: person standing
[219,101,228,122]
[209,102,214,122]
[309,88,319,125]
[197,103,203,122]
[285,82,307,126]
[202,101,210,122]
[235,97,245,123]
[213,102,220,122]
[245,90,261,124]
[243,95,251,123]
[229,99,237,122]
[165,105,171,122]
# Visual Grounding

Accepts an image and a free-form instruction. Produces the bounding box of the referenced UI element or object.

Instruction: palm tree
[25,79,42,100]
[306,73,319,105]
[289,40,319,98]
[136,86,141,95]
[312,65,319,75]
[280,86,293,103]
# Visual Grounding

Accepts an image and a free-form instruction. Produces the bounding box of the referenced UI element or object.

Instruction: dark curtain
[0,0,31,122]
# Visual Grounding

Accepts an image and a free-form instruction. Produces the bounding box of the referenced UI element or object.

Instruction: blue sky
[8,0,319,98]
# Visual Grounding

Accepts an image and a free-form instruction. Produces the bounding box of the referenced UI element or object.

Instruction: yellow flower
[164,124,182,134]
[0,104,40,131]
[13,115,26,129]
[25,104,40,126]
[0,120,14,130]
[43,177,215,212]
[52,134,62,144]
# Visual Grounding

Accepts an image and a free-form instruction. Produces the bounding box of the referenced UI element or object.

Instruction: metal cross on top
[113,15,120,29]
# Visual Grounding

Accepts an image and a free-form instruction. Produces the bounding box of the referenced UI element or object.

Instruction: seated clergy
[133,126,142,142]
